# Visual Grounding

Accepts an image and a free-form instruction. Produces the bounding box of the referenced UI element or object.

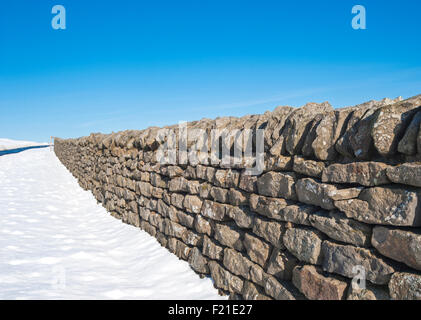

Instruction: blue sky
[1,0,420,142]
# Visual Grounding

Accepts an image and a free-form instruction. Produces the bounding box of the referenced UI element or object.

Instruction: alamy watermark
[51,5,66,30]
[352,5,366,30]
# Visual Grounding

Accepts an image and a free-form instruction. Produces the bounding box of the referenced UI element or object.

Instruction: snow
[0,138,48,151]
[0,146,224,300]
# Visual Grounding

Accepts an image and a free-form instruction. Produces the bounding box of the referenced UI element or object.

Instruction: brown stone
[292,265,348,300]
[243,233,271,267]
[372,226,421,271]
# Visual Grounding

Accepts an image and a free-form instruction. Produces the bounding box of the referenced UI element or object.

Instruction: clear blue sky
[1,0,420,142]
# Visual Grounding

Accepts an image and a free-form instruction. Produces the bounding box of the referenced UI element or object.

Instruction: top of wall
[55,94,421,165]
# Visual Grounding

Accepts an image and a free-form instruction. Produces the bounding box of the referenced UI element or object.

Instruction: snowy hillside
[0,145,224,300]
[0,138,48,151]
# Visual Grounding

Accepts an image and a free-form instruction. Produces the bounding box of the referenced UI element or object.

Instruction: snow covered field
[0,138,48,151]
[0,146,224,300]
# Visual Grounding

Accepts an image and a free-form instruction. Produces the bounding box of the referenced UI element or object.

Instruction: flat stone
[256,171,297,200]
[249,194,289,219]
[334,186,421,227]
[293,156,326,178]
[295,178,336,210]
[322,162,390,187]
[292,265,348,300]
[201,200,227,221]
[386,163,421,187]
[372,226,421,271]
[321,241,395,285]
[309,211,372,247]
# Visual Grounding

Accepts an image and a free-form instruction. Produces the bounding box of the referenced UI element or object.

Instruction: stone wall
[54,94,421,300]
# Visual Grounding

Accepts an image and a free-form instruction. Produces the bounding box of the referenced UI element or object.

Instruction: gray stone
[249,194,289,219]
[183,195,203,214]
[201,200,227,221]
[386,163,421,187]
[321,241,395,285]
[398,110,421,155]
[295,178,336,210]
[389,272,421,300]
[309,211,372,247]
[252,217,285,248]
[266,248,298,281]
[214,223,243,251]
[202,236,224,261]
[372,95,421,157]
[334,186,421,227]
[243,233,271,267]
[189,247,209,274]
[283,227,324,265]
[257,171,297,200]
[322,162,390,187]
[293,156,325,178]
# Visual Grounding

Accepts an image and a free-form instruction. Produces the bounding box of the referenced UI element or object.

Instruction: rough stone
[321,241,395,285]
[243,233,271,268]
[292,265,348,300]
[283,227,324,265]
[372,226,421,271]
[202,236,224,261]
[264,275,303,300]
[266,248,298,281]
[183,195,203,214]
[242,281,272,300]
[293,156,325,178]
[334,186,421,227]
[398,110,421,155]
[249,194,289,219]
[252,217,285,248]
[208,261,244,294]
[309,211,372,247]
[201,200,227,221]
[322,162,390,187]
[389,272,421,300]
[347,283,390,300]
[295,178,336,210]
[189,247,209,274]
[256,171,297,200]
[214,223,243,251]
[386,163,421,187]
[372,95,421,157]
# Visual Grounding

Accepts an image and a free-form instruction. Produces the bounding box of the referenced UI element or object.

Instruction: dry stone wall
[54,94,421,300]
